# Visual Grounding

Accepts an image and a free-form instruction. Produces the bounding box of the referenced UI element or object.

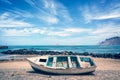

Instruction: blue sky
[0,0,120,45]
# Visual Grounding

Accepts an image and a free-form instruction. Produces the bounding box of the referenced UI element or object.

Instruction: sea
[0,45,120,55]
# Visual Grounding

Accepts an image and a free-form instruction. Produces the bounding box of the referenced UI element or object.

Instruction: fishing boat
[27,55,97,74]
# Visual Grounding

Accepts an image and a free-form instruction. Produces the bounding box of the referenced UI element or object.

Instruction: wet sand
[0,58,120,80]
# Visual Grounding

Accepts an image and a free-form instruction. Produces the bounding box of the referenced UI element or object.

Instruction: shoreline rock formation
[1,49,120,59]
[0,46,8,49]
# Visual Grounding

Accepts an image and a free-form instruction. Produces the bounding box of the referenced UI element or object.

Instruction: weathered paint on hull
[31,66,95,75]
[29,60,96,75]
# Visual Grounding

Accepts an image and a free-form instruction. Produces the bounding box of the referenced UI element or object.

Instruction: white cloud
[46,17,59,24]
[39,16,59,24]
[1,29,30,36]
[46,27,92,37]
[65,25,120,45]
[0,19,32,27]
[0,27,91,37]
[92,24,120,35]
[0,12,32,27]
[81,2,120,22]
[0,12,10,19]
[11,9,34,18]
[24,0,72,24]
[64,28,92,33]
[54,1,73,22]
[88,23,120,43]
[31,28,46,34]
[92,11,120,20]
[25,0,59,24]
[25,0,36,8]
[40,0,72,24]
[0,28,46,36]
[1,23,120,40]
[43,0,57,15]
[47,31,70,37]
[0,28,68,37]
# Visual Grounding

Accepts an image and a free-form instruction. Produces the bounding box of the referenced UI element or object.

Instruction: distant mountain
[99,36,120,45]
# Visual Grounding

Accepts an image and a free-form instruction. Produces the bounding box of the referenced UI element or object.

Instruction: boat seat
[80,61,91,68]
[56,62,68,68]
[63,62,68,68]
[56,62,63,67]
[71,62,77,68]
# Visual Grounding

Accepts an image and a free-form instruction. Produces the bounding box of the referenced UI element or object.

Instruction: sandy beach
[0,58,120,80]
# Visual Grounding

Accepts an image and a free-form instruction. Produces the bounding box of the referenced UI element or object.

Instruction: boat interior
[45,56,95,69]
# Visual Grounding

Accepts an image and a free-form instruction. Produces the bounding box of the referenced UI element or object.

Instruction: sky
[0,0,120,45]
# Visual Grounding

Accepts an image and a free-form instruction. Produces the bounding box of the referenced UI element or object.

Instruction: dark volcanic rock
[99,36,120,45]
[0,46,8,49]
[1,49,120,59]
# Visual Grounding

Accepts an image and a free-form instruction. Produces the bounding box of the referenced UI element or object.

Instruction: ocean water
[0,45,120,55]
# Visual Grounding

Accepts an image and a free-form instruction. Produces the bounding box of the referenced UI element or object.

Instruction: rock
[1,49,120,59]
[0,46,8,49]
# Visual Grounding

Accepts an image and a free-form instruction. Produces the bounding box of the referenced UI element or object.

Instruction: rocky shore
[1,49,120,59]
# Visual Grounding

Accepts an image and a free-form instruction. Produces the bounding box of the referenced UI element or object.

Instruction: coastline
[1,49,120,59]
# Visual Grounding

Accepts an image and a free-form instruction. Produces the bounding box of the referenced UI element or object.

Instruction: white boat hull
[27,56,96,74]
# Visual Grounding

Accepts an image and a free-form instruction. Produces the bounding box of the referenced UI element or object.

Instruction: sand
[0,58,120,80]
